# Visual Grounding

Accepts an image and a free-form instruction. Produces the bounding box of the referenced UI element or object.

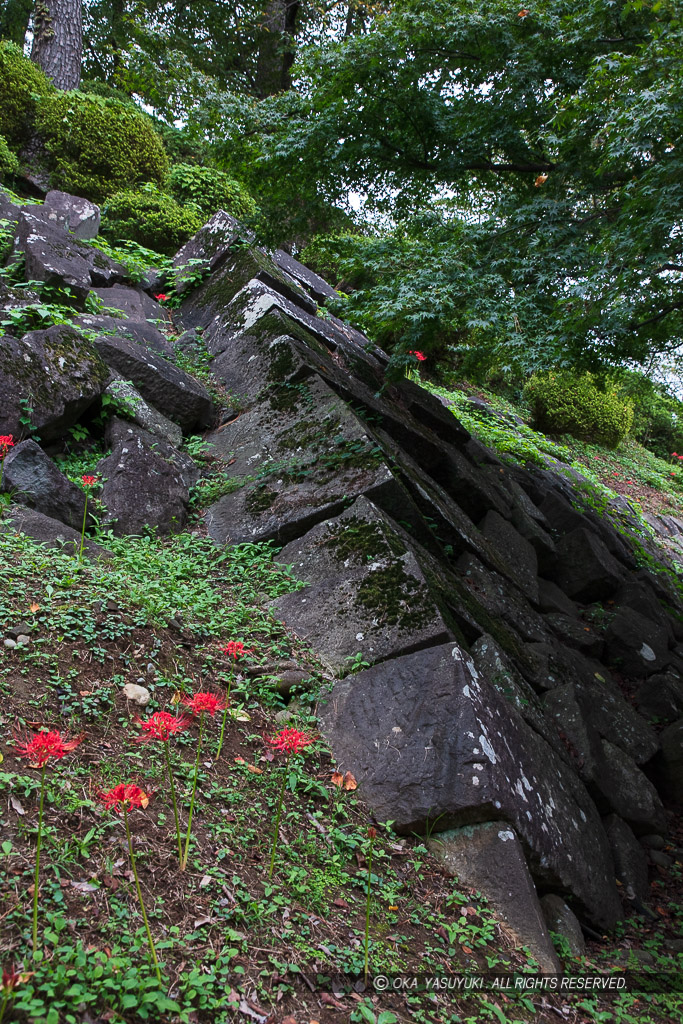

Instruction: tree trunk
[254,0,300,98]
[31,0,82,91]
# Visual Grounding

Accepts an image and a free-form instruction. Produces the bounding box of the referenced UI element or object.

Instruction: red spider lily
[408,350,427,362]
[181,692,226,718]
[1,964,22,992]
[14,729,83,769]
[0,435,14,457]
[135,711,190,743]
[154,293,168,302]
[222,640,252,660]
[99,783,151,814]
[266,727,315,756]
[81,475,98,488]
[367,826,377,840]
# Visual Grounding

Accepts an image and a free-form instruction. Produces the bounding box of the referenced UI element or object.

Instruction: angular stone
[539,491,587,536]
[553,528,626,603]
[429,824,561,973]
[615,581,675,644]
[16,209,93,302]
[178,246,317,323]
[1,440,88,529]
[539,894,586,959]
[204,379,403,546]
[0,325,108,441]
[603,815,650,903]
[210,331,312,408]
[481,510,539,603]
[74,313,174,358]
[104,417,199,488]
[542,683,607,783]
[604,607,669,677]
[319,641,622,928]
[43,190,100,240]
[14,209,126,297]
[172,211,254,293]
[93,285,168,326]
[0,189,20,230]
[597,740,666,834]
[103,378,184,447]
[0,503,107,557]
[96,428,191,536]
[471,634,563,756]
[272,497,452,673]
[635,671,683,724]
[537,579,578,616]
[457,552,550,643]
[92,333,213,432]
[273,249,339,304]
[546,613,604,657]
[655,718,683,807]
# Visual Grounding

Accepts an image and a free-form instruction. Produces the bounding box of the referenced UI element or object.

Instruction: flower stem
[181,714,203,871]
[78,492,88,564]
[124,806,161,983]
[164,739,183,868]
[215,664,235,761]
[0,988,9,1024]
[364,833,375,985]
[268,763,288,880]
[32,766,46,956]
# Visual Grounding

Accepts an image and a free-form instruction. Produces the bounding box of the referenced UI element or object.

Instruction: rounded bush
[165,163,257,221]
[101,187,203,256]
[524,371,633,448]
[0,133,19,180]
[35,91,168,203]
[0,41,53,149]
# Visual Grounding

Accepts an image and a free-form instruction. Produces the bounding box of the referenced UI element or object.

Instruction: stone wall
[2,194,682,959]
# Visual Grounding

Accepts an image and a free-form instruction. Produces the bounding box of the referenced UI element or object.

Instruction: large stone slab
[428,823,561,973]
[1,440,88,529]
[178,247,317,323]
[97,428,191,536]
[481,510,539,604]
[553,528,626,603]
[43,190,100,240]
[0,504,108,558]
[273,249,339,304]
[74,313,174,358]
[204,379,404,546]
[0,326,108,441]
[14,210,126,299]
[103,380,183,447]
[319,641,622,928]
[172,211,255,294]
[272,497,453,673]
[92,286,169,326]
[597,741,666,835]
[92,333,213,432]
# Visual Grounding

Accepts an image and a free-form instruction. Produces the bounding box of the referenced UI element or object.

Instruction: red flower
[154,293,168,302]
[408,350,427,362]
[135,711,190,743]
[266,727,315,755]
[14,729,83,769]
[98,783,151,813]
[0,435,15,457]
[367,826,377,840]
[181,691,227,717]
[81,475,98,488]
[1,963,22,992]
[222,641,252,660]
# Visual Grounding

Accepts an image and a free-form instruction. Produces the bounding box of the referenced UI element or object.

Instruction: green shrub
[165,163,257,221]
[35,91,168,202]
[524,371,633,448]
[0,133,19,180]
[0,40,53,149]
[101,186,202,256]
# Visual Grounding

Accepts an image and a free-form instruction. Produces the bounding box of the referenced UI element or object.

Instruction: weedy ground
[0,514,680,1024]
[0,258,680,1020]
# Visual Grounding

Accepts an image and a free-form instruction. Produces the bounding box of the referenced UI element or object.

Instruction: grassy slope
[0,380,681,1023]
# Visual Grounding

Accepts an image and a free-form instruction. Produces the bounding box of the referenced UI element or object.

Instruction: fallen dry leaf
[246,764,263,774]
[321,993,345,1009]
[199,875,212,888]
[29,602,40,613]
[10,795,25,816]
